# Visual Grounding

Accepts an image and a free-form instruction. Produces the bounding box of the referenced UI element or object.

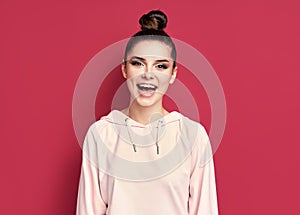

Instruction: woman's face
[122,40,177,108]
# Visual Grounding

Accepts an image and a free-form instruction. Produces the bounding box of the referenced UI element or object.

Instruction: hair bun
[139,10,168,31]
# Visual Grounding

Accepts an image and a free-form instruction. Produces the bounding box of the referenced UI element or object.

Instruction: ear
[169,66,177,84]
[121,60,127,79]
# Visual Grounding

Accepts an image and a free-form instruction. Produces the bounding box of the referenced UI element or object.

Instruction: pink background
[1,0,300,214]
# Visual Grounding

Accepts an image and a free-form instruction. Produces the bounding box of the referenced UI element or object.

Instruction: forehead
[127,40,172,59]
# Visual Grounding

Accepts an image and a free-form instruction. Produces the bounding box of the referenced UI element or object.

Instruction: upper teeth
[137,84,157,90]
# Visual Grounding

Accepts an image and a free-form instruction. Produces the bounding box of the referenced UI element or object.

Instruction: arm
[76,125,107,215]
[188,125,219,215]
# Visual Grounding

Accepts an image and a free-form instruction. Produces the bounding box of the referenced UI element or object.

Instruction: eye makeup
[127,56,172,70]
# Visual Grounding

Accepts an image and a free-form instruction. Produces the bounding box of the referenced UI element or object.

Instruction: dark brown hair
[124,10,177,68]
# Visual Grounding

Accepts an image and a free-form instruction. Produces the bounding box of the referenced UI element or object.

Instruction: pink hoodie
[76,110,218,215]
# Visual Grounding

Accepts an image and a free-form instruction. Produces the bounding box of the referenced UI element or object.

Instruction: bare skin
[121,40,177,125]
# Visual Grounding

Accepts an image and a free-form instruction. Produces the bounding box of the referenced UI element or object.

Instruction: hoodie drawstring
[125,118,137,152]
[125,118,162,155]
[155,120,163,155]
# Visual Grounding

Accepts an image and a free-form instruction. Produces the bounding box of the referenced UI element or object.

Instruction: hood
[84,109,204,181]
[99,110,183,155]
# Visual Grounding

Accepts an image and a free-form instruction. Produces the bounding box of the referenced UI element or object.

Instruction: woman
[76,10,219,215]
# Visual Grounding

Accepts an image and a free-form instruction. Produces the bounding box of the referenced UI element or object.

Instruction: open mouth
[136,83,158,97]
[136,83,158,91]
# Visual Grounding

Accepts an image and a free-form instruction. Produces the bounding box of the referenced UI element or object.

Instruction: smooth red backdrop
[1,0,300,214]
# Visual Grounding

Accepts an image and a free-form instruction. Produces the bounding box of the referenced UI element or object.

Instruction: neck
[123,101,168,125]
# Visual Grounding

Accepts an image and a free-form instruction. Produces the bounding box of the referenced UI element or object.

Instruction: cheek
[155,73,172,93]
[125,67,143,80]
[156,72,172,84]
[126,79,139,98]
[125,73,139,96]
[126,76,136,90]
[125,68,142,82]
[124,68,134,79]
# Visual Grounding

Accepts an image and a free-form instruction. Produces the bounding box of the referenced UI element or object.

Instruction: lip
[136,83,158,97]
[136,83,158,90]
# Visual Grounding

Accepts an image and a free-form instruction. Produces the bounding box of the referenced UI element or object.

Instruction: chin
[134,94,162,108]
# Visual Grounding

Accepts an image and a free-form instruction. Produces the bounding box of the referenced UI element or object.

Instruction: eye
[156,64,168,69]
[130,61,144,67]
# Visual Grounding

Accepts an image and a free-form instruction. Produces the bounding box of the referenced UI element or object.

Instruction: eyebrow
[129,56,170,63]
[130,56,145,61]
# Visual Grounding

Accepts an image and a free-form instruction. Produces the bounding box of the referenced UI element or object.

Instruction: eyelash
[129,61,169,70]
[130,61,143,66]
[156,64,168,69]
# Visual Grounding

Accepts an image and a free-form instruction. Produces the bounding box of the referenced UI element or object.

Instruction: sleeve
[76,125,107,215]
[188,125,219,215]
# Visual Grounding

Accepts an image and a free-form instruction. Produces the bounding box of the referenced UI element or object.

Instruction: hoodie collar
[100,110,183,155]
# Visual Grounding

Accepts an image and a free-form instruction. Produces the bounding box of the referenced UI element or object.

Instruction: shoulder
[88,110,125,132]
[178,113,212,163]
[178,113,209,141]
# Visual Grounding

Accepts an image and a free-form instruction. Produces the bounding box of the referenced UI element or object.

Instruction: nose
[142,71,154,79]
[142,65,154,79]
